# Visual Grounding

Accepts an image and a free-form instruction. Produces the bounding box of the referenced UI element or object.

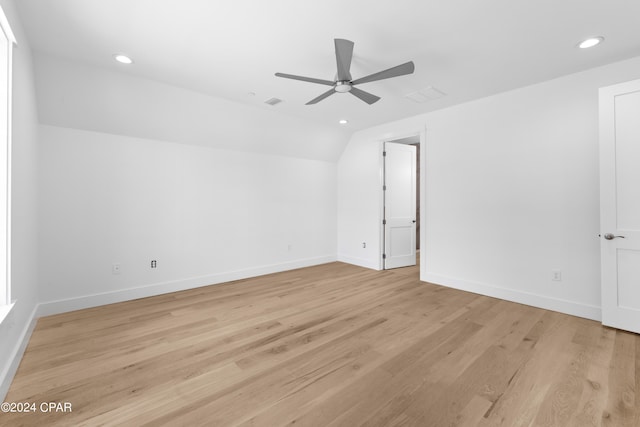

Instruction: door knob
[603,233,625,240]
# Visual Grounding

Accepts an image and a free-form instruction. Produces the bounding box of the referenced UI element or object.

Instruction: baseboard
[337,254,381,271]
[38,255,337,317]
[0,304,38,401]
[423,272,601,322]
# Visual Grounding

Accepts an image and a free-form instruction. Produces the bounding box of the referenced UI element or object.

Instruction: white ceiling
[15,0,640,132]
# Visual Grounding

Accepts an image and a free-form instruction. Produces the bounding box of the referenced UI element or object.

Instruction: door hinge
[383,185,387,191]
[383,151,387,157]
[382,254,387,259]
[383,219,387,225]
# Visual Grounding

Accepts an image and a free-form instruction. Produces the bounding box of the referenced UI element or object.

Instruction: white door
[599,79,640,334]
[384,142,416,269]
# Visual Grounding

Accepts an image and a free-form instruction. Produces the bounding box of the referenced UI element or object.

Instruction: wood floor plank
[602,330,637,426]
[567,326,615,427]
[477,312,578,427]
[1,261,638,426]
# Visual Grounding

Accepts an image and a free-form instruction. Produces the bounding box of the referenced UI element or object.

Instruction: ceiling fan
[275,39,415,105]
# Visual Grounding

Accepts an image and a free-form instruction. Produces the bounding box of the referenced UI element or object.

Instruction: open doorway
[383,134,421,270]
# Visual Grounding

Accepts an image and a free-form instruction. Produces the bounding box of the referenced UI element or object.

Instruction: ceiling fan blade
[275,72,335,86]
[349,87,381,105]
[351,61,415,85]
[306,89,336,105]
[334,38,354,81]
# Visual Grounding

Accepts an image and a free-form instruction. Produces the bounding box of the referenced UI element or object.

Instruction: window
[0,4,15,322]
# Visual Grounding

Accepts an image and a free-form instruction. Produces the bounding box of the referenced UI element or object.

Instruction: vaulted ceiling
[15,0,640,134]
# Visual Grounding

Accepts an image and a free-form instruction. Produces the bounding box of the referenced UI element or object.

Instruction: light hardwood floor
[2,261,638,426]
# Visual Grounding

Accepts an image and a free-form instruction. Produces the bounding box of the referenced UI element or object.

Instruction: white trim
[378,140,385,270]
[4,29,12,310]
[419,127,427,281]
[424,272,601,321]
[0,300,13,324]
[37,255,336,317]
[0,304,38,401]
[380,128,427,271]
[337,254,381,270]
[0,3,14,310]
[0,5,17,46]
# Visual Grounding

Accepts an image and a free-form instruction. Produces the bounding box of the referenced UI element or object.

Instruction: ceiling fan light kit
[334,81,352,93]
[276,38,415,105]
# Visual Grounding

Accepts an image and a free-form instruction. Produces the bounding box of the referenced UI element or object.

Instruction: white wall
[38,125,337,313]
[338,55,640,321]
[0,0,39,399]
[336,135,385,270]
[33,53,350,163]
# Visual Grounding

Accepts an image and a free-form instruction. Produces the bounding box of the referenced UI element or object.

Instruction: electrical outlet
[112,264,121,275]
[552,270,562,281]
[362,242,366,248]
[151,260,157,268]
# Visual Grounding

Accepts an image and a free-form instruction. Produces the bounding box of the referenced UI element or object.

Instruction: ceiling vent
[405,86,446,103]
[264,97,283,106]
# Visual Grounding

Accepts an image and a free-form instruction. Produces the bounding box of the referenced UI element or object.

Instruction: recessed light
[578,37,604,49]
[114,54,133,64]
[339,119,348,125]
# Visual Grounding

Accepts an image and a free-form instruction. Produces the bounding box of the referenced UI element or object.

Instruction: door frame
[378,127,427,274]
